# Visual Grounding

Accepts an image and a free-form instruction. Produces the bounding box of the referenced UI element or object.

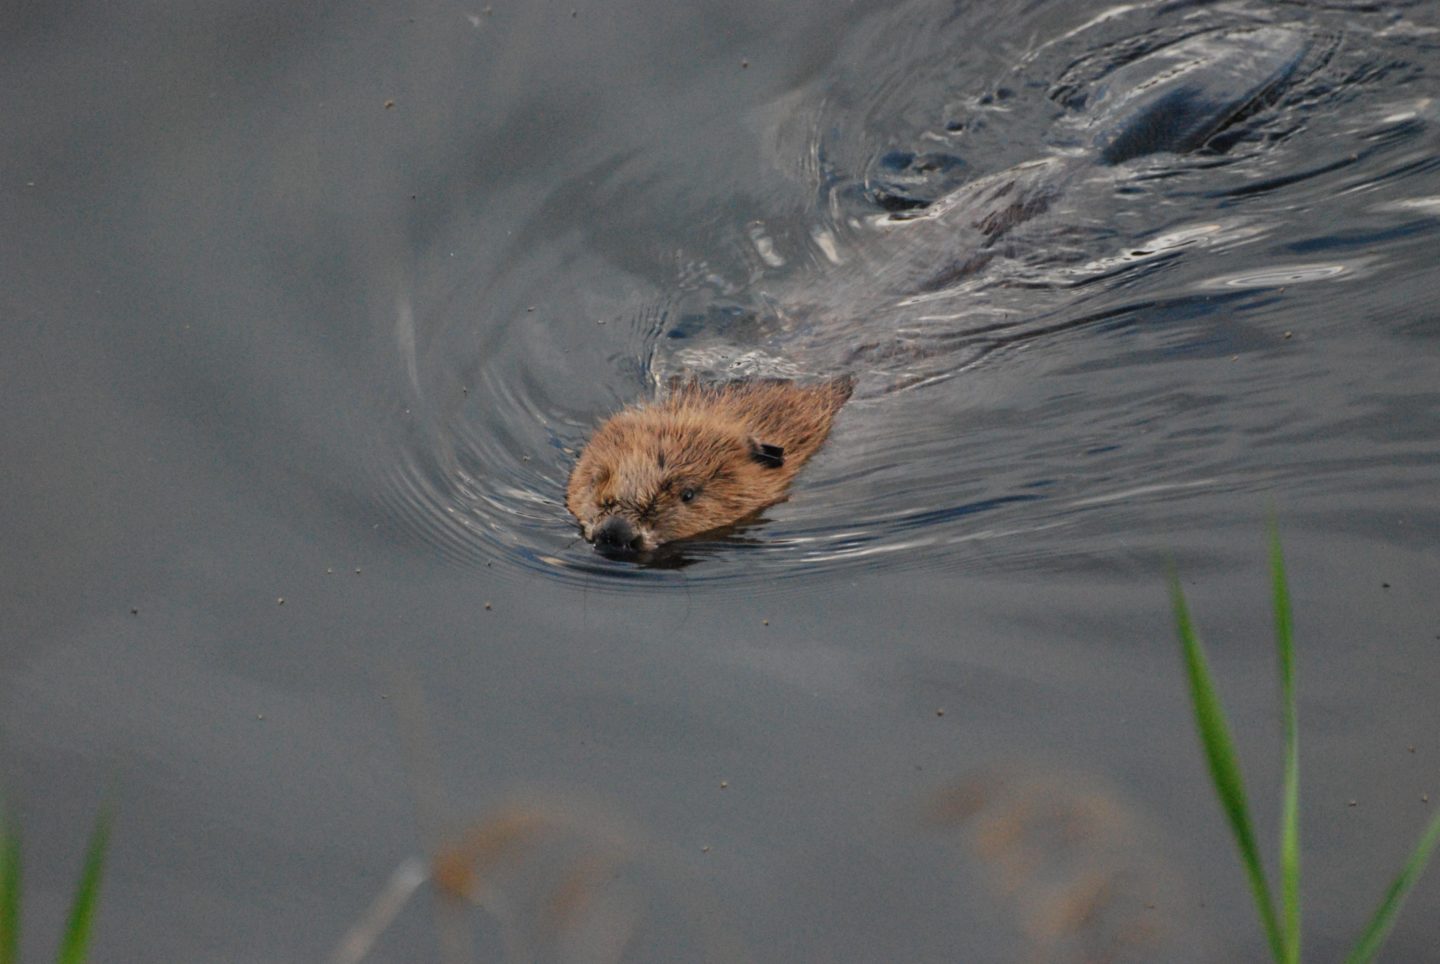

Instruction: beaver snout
[592,515,642,555]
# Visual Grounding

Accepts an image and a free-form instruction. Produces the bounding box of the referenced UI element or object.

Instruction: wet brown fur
[566,379,853,550]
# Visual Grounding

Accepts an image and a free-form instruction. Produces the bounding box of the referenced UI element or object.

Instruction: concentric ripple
[365,0,1439,586]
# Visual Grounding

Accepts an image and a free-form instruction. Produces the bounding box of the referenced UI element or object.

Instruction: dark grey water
[3,0,1438,959]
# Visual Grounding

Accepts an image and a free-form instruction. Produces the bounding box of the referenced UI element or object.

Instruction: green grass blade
[55,798,113,964]
[1270,531,1301,964]
[0,801,19,964]
[1344,807,1440,964]
[1170,575,1287,961]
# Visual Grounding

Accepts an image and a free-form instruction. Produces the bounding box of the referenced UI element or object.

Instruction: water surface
[3,0,1439,959]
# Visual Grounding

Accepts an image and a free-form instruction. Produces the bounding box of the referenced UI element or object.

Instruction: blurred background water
[3,0,1438,959]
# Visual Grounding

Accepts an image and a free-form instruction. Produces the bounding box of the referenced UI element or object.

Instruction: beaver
[567,25,1312,555]
[566,378,853,554]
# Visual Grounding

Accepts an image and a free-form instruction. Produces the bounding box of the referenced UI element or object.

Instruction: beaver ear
[749,439,785,469]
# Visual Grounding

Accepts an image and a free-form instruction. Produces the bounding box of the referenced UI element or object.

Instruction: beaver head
[566,379,852,555]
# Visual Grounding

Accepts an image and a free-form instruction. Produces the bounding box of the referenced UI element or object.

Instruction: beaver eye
[680,488,697,504]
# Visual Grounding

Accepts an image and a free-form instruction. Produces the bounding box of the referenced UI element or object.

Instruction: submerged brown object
[566,379,853,553]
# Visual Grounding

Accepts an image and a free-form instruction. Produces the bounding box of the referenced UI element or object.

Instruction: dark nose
[592,515,640,554]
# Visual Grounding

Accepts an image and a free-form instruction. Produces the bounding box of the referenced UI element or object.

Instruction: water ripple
[364,0,1440,587]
